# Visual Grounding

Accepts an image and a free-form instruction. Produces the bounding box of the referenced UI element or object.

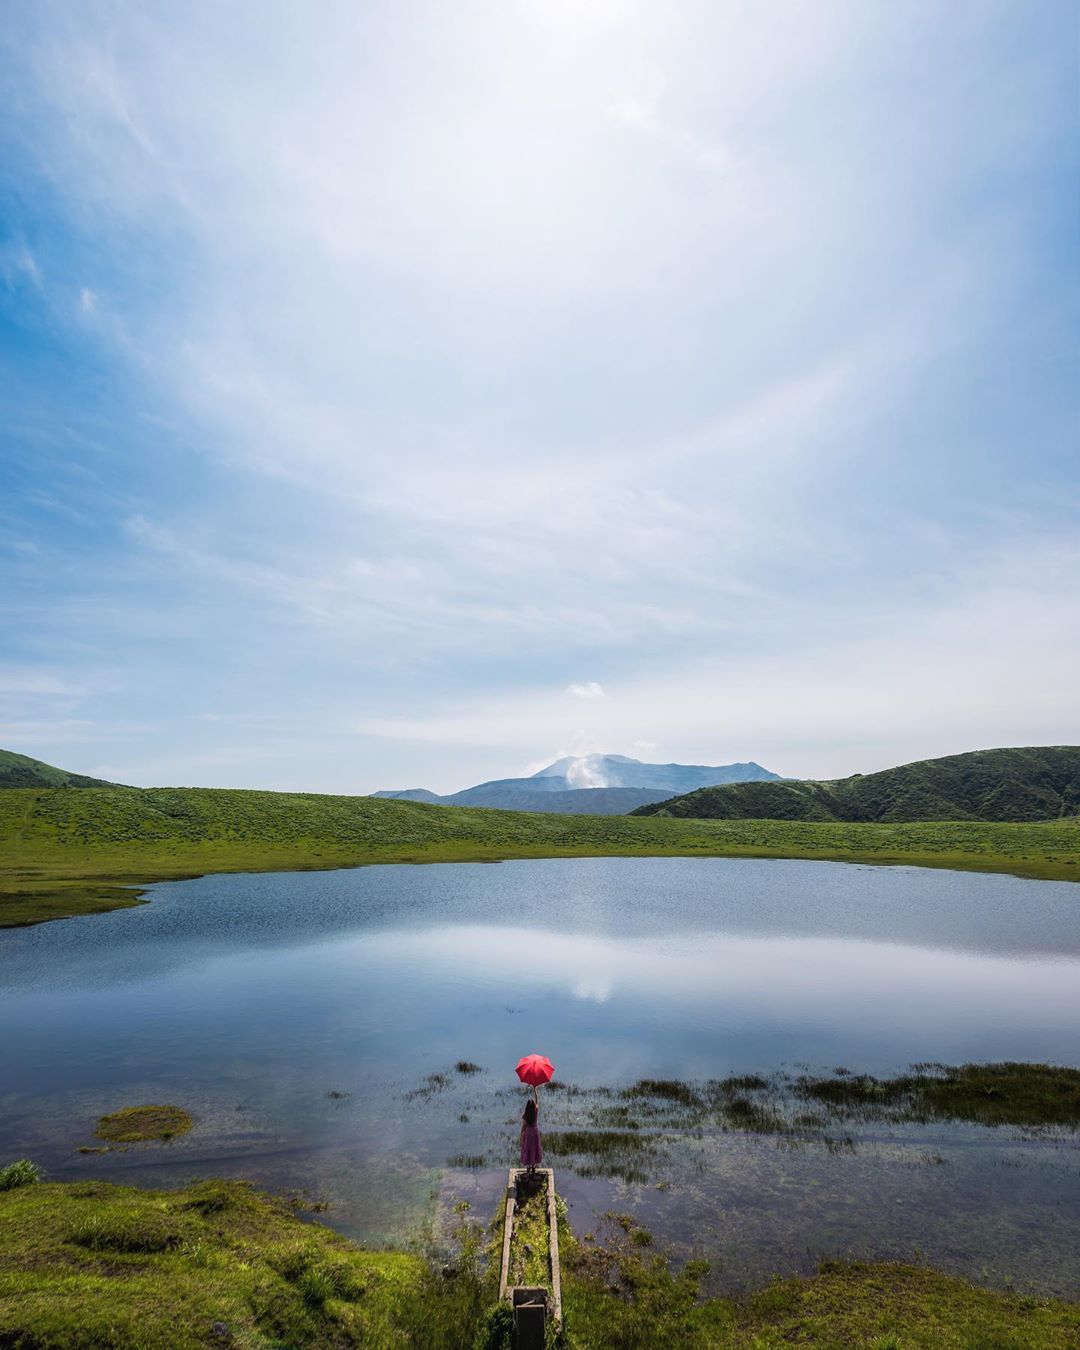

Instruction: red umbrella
[516,1053,554,1087]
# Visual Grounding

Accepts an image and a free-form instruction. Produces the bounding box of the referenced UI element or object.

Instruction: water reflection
[1,857,1078,1295]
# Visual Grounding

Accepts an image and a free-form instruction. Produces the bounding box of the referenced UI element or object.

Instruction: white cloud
[567,681,606,700]
[353,534,1080,779]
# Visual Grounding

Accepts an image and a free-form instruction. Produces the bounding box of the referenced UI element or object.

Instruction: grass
[560,1210,1080,1349]
[0,1160,41,1192]
[95,1104,195,1143]
[633,746,1080,824]
[0,1177,482,1349]
[1,785,1076,926]
[540,1127,660,1182]
[506,1174,550,1289]
[795,1062,1080,1128]
[1,1176,1078,1348]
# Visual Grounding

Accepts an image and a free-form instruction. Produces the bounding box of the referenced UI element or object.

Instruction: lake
[2,856,1078,1295]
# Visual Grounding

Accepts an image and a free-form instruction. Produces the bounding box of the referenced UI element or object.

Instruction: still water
[2,857,1078,1294]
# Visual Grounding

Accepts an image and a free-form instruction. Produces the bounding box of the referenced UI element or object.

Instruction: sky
[1,1,1077,794]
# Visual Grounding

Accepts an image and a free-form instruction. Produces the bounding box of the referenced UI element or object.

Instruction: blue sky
[1,1,1077,793]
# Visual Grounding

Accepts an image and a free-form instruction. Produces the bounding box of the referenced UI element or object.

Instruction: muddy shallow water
[2,857,1078,1295]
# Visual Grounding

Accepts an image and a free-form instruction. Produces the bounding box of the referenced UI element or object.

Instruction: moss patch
[0,1177,452,1349]
[506,1175,550,1289]
[95,1105,194,1143]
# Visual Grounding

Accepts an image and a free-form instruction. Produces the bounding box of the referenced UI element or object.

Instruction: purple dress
[520,1107,543,1167]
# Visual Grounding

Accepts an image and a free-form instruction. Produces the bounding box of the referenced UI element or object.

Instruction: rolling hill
[374,753,778,813]
[0,749,121,791]
[632,747,1080,823]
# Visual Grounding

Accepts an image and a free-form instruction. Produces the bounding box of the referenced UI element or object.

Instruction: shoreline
[4,831,1078,929]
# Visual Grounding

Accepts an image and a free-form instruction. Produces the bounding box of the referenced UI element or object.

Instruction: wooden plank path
[498,1166,562,1343]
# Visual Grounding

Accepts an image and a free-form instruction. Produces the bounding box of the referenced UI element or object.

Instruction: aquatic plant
[95,1104,194,1143]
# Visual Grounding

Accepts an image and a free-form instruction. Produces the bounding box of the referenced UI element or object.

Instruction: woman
[519,1086,542,1172]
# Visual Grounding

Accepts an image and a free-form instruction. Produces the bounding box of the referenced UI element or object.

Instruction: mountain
[0,749,121,790]
[373,754,779,814]
[631,747,1080,823]
[531,754,778,793]
[370,788,443,803]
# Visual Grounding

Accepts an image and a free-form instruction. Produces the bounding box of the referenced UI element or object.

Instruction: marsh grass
[541,1129,659,1183]
[473,1061,1080,1191]
[406,1072,451,1101]
[794,1062,1080,1128]
[623,1078,704,1109]
[0,1160,41,1191]
[95,1104,194,1143]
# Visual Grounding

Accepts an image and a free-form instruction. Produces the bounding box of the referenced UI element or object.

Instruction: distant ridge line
[631,746,1080,824]
[372,753,779,814]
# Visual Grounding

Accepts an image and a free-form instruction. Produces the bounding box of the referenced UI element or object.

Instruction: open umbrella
[516,1053,554,1087]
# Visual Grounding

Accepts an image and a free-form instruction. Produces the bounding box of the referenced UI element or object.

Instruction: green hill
[632,747,1080,823]
[0,749,120,790]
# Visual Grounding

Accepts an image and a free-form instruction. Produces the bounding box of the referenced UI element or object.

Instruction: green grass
[560,1210,1080,1349]
[2,785,1077,926]
[0,1160,41,1192]
[0,1178,482,1349]
[506,1175,550,1289]
[95,1104,195,1143]
[3,1177,1078,1348]
[795,1062,1080,1128]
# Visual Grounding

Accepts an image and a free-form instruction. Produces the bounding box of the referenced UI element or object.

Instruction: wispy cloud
[1,2,1075,791]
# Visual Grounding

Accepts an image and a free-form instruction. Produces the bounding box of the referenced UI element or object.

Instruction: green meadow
[2,1175,1079,1349]
[1,785,1077,926]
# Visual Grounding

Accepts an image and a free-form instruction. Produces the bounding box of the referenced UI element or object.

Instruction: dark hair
[523,1099,537,1126]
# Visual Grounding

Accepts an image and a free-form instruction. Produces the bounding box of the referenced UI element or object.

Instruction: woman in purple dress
[520,1088,542,1172]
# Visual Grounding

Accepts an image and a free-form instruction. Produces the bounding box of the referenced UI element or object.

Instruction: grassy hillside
[634,746,1080,823]
[1,1176,1077,1348]
[1,785,1077,926]
[0,749,120,791]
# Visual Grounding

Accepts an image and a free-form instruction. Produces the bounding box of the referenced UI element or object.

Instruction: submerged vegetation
[2,1175,1078,1348]
[2,783,1077,926]
[435,1060,1080,1187]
